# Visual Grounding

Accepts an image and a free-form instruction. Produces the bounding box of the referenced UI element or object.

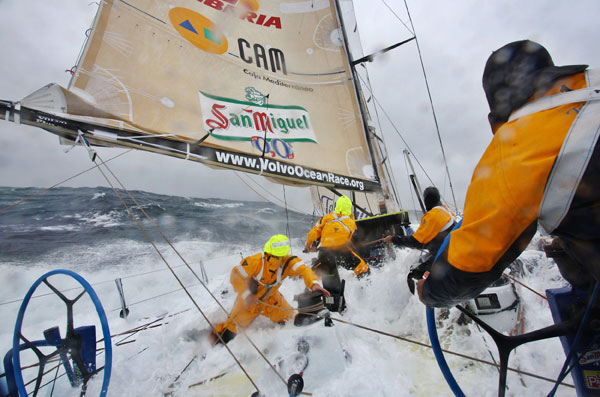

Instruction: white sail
[4,0,391,194]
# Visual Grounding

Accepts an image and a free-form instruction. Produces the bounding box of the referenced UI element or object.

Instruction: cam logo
[169,7,228,54]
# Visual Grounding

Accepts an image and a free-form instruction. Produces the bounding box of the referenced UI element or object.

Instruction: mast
[334,0,393,214]
[332,0,389,214]
[404,149,426,214]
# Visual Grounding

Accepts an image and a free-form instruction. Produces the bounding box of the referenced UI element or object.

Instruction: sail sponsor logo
[584,370,600,389]
[199,91,317,143]
[214,151,366,191]
[580,349,600,365]
[320,195,368,219]
[197,0,282,30]
[169,7,228,54]
[36,115,68,127]
[244,69,314,92]
[239,38,287,75]
[251,136,294,159]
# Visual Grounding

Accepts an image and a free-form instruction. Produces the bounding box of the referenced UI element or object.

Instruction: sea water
[0,186,573,396]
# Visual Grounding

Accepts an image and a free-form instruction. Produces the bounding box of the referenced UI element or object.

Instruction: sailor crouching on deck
[417,40,600,307]
[304,195,369,312]
[211,234,330,345]
[384,186,456,294]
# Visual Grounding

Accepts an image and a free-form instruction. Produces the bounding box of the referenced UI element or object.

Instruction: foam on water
[0,187,575,396]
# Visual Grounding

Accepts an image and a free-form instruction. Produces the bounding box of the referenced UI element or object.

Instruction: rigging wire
[380,0,414,35]
[251,299,574,389]
[234,172,308,215]
[282,184,292,252]
[0,149,132,215]
[402,0,459,212]
[314,186,328,217]
[73,144,309,393]
[89,152,265,394]
[93,160,305,394]
[0,252,243,307]
[355,71,444,211]
[0,145,556,386]
[362,191,374,215]
[366,84,436,187]
[354,63,403,209]
[2,170,563,393]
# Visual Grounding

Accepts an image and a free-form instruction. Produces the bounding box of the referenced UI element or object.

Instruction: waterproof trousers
[215,290,294,335]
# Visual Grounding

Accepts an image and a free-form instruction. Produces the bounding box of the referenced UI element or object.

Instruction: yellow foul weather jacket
[215,253,321,334]
[404,206,454,246]
[231,253,321,299]
[306,212,357,250]
[423,71,600,307]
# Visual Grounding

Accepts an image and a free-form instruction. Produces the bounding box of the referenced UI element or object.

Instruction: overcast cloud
[1,0,599,213]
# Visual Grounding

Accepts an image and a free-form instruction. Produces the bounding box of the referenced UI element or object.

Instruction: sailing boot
[210,329,236,345]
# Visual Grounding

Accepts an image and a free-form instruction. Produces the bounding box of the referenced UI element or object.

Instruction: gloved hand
[417,271,430,304]
[311,283,331,297]
[353,261,369,277]
[245,293,258,306]
[406,268,425,294]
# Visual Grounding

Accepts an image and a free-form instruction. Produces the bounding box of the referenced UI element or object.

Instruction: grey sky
[1,0,599,213]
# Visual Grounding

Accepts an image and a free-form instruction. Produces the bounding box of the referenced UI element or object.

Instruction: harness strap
[256,255,298,300]
[325,213,352,234]
[539,69,600,232]
[433,205,456,232]
[509,85,600,123]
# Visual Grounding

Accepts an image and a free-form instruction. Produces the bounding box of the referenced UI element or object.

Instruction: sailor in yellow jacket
[384,186,455,293]
[418,40,599,307]
[304,195,368,312]
[211,234,330,345]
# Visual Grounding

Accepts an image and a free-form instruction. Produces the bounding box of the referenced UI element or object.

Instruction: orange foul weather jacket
[392,205,455,252]
[422,70,600,307]
[305,212,369,275]
[215,253,322,334]
[306,212,356,249]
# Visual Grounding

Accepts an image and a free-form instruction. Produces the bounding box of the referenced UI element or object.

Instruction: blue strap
[425,220,465,396]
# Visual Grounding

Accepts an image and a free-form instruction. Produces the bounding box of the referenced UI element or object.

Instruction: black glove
[247,278,259,295]
[406,268,425,295]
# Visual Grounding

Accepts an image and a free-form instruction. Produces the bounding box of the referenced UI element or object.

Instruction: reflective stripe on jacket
[423,71,596,307]
[231,253,320,299]
[306,212,357,249]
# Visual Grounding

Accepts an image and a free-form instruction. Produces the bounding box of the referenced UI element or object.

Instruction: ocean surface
[0,186,315,264]
[0,186,575,396]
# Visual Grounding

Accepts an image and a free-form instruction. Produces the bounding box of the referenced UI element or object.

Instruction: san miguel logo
[199,91,317,143]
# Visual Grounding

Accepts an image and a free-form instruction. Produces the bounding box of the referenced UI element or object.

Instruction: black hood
[482,40,587,131]
[423,186,441,212]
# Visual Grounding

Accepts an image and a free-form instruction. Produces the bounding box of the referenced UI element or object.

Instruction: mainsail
[1,0,393,197]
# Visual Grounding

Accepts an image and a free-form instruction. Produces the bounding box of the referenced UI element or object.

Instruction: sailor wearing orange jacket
[418,40,600,307]
[304,195,368,312]
[211,234,330,345]
[384,186,455,293]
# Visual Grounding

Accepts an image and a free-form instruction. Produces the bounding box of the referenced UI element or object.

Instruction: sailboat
[0,1,580,396]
